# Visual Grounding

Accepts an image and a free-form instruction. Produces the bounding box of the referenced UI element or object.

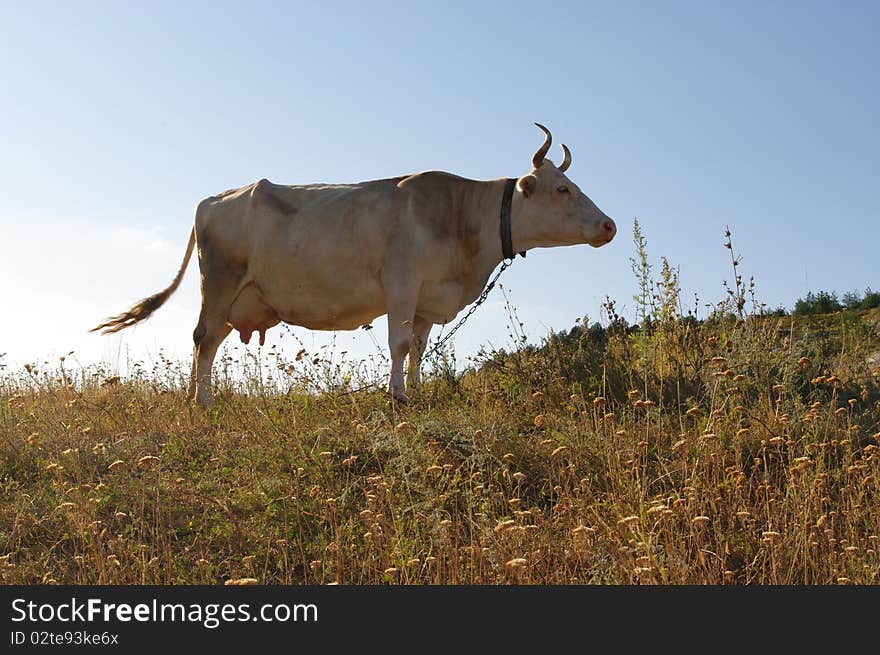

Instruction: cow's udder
[227,282,279,346]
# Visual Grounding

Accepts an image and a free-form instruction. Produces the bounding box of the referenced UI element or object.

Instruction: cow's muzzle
[589,219,617,247]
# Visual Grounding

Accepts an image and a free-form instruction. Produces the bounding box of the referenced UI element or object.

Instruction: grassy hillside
[2,302,878,585]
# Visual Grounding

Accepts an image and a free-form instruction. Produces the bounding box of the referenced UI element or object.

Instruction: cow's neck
[457,179,513,277]
[464,178,556,271]
[452,178,543,302]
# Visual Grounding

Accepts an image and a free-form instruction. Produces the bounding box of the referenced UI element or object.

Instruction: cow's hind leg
[189,235,240,407]
[191,311,231,407]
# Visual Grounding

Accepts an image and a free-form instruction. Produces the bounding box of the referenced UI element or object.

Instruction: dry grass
[2,228,879,585]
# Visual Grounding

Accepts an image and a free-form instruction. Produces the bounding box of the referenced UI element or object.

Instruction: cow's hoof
[389,392,409,405]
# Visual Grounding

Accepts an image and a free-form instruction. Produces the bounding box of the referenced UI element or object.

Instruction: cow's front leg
[387,315,415,403]
[384,280,419,404]
[407,315,432,390]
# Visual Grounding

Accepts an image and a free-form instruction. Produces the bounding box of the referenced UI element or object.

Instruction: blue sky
[1,1,877,371]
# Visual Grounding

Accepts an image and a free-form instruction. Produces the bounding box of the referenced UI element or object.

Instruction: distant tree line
[793,288,880,316]
[554,287,880,347]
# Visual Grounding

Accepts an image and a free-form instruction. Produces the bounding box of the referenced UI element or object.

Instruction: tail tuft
[90,289,175,334]
[90,227,196,336]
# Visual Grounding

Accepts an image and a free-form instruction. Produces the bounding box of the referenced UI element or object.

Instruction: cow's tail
[91,227,196,335]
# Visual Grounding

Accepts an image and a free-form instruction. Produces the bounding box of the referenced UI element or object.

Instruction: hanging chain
[421,260,513,362]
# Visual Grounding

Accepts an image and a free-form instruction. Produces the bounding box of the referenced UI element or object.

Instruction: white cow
[93,124,616,405]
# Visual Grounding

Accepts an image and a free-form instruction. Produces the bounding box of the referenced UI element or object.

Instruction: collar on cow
[500,178,526,261]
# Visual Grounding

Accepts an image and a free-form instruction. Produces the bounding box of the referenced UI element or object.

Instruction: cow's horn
[559,144,572,172]
[532,122,552,169]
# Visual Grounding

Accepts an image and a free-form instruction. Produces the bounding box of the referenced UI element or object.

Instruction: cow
[92,123,617,406]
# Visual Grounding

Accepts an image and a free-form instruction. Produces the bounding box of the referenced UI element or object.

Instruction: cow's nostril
[602,220,616,236]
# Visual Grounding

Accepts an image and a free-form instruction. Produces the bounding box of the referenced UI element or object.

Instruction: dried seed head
[225,577,259,586]
[136,455,160,468]
[692,516,710,527]
[533,414,545,428]
[494,520,516,534]
[617,515,640,528]
[593,396,606,406]
[505,558,528,569]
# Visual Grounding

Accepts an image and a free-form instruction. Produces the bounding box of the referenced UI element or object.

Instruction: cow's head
[515,123,616,248]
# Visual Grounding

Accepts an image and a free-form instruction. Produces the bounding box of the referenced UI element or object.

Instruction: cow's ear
[517,174,537,198]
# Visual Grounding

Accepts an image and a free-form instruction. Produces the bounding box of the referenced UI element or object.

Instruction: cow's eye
[557,185,570,194]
